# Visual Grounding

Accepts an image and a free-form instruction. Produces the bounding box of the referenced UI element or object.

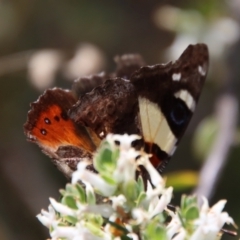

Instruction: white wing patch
[172,73,181,81]
[174,90,196,111]
[138,97,177,155]
[198,65,206,76]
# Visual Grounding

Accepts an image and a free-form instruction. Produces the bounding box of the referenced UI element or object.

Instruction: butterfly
[24,44,209,178]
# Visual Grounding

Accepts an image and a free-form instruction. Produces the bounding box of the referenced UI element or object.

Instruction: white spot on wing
[147,65,155,69]
[174,90,196,111]
[198,65,206,76]
[172,73,181,81]
[169,145,177,156]
[138,97,177,155]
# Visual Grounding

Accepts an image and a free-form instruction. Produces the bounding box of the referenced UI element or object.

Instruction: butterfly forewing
[130,44,209,170]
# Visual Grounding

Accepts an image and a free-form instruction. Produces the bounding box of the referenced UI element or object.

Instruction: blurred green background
[0,0,240,239]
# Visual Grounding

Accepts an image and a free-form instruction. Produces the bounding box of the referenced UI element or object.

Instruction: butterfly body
[24,44,209,178]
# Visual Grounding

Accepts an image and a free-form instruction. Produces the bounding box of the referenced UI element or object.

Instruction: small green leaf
[76,183,86,203]
[180,195,199,224]
[153,213,166,224]
[180,194,187,210]
[101,174,117,185]
[122,180,138,203]
[64,215,78,225]
[184,205,199,220]
[86,189,96,205]
[84,220,105,237]
[61,195,77,209]
[85,213,103,227]
[185,195,197,207]
[59,189,66,196]
[180,195,197,211]
[144,222,167,240]
[137,176,144,193]
[136,192,147,207]
[65,183,79,195]
[94,141,119,174]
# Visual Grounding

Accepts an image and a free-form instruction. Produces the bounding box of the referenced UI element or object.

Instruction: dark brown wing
[130,43,209,171]
[69,78,139,139]
[69,44,209,172]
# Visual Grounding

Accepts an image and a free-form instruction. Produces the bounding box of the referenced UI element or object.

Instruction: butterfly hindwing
[24,88,98,177]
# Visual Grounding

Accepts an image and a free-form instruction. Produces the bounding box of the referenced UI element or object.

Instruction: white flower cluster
[37,134,235,240]
[166,197,235,240]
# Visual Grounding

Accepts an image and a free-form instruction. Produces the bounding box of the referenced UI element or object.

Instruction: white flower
[131,172,172,226]
[51,225,79,240]
[166,210,185,240]
[190,197,234,240]
[105,134,144,184]
[131,186,172,225]
[149,187,173,218]
[51,222,104,240]
[50,198,76,217]
[36,134,236,240]
[113,148,139,183]
[131,208,150,225]
[72,161,117,196]
[84,181,94,195]
[127,232,139,240]
[172,229,187,240]
[110,195,127,209]
[141,181,168,211]
[71,161,90,184]
[145,181,164,201]
[83,204,114,218]
[36,204,57,228]
[106,134,141,152]
[137,154,165,187]
[84,171,116,196]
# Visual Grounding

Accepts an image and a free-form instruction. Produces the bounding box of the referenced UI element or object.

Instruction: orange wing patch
[24,88,98,156]
[31,104,95,152]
